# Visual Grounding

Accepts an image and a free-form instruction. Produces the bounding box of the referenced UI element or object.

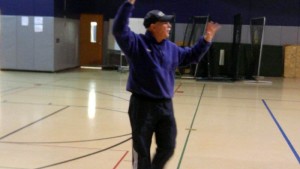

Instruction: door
[79,14,103,66]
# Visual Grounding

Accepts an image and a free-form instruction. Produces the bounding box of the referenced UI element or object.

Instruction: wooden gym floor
[0,69,299,169]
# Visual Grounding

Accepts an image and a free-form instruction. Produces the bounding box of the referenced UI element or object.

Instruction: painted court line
[113,151,129,169]
[174,83,184,93]
[0,106,69,140]
[176,85,205,169]
[262,99,300,164]
[34,137,132,169]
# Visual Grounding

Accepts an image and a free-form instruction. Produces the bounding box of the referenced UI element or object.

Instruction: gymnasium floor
[0,69,299,169]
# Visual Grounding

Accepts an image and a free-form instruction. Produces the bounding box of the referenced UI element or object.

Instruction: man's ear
[149,23,156,31]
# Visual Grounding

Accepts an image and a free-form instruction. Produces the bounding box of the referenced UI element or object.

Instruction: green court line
[177,84,205,169]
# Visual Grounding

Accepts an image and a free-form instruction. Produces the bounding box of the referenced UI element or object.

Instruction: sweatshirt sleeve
[178,36,212,66]
[112,1,137,57]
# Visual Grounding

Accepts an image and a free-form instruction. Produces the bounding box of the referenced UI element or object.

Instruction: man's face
[150,21,171,42]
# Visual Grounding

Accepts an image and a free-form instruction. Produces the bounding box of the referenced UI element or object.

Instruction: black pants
[128,94,177,169]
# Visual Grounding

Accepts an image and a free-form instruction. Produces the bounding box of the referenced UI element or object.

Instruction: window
[90,22,97,43]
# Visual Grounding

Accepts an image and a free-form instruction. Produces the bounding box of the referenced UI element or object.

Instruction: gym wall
[0,0,299,75]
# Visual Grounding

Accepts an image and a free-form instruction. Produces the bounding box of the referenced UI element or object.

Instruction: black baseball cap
[143,10,173,28]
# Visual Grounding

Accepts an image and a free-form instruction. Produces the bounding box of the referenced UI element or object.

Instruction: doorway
[79,14,103,66]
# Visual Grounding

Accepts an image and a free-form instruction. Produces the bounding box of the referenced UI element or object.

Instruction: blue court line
[262,99,300,164]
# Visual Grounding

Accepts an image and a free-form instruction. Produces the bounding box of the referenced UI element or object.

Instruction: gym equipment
[196,14,242,82]
[230,13,242,80]
[168,15,176,43]
[177,15,209,79]
[244,17,271,84]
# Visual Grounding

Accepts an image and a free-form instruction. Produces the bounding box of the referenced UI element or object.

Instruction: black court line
[0,87,23,94]
[263,99,300,164]
[0,166,29,169]
[3,100,128,114]
[44,84,129,101]
[0,133,131,144]
[34,137,132,169]
[1,86,38,97]
[177,84,205,169]
[0,106,69,140]
[2,79,129,102]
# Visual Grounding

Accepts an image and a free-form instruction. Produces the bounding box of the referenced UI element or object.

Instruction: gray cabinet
[0,16,78,72]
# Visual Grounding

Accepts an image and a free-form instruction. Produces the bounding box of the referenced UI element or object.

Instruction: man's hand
[204,21,221,42]
[128,0,136,5]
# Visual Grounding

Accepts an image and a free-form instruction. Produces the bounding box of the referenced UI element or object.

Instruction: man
[113,0,221,168]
